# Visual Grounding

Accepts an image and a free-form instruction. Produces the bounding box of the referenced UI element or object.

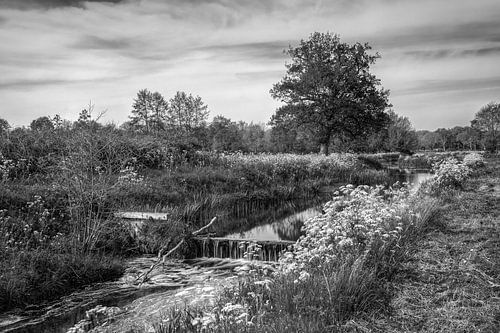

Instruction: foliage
[425,158,471,194]
[130,89,169,134]
[384,110,419,153]
[0,118,10,134]
[270,32,391,154]
[30,116,55,132]
[420,152,484,196]
[0,249,123,312]
[0,195,124,312]
[168,91,209,133]
[472,101,500,152]
[208,115,244,152]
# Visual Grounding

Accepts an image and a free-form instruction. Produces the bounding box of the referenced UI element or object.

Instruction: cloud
[72,35,137,50]
[403,45,500,60]
[235,70,284,81]
[0,78,80,89]
[0,0,126,10]
[0,76,125,90]
[196,41,290,62]
[398,77,500,96]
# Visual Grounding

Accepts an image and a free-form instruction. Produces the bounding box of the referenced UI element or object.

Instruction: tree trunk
[319,143,329,155]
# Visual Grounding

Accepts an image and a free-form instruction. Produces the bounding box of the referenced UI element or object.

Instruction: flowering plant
[463,152,485,168]
[426,157,471,193]
[282,184,413,272]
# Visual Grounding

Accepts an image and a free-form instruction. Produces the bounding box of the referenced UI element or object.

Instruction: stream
[0,170,433,333]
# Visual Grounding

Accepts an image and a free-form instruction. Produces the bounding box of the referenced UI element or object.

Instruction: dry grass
[350,163,500,332]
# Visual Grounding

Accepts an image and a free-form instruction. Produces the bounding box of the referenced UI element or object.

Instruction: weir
[192,237,294,261]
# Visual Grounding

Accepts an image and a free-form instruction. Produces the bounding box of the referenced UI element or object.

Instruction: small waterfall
[192,237,294,261]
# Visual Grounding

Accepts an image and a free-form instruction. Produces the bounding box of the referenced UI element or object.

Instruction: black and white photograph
[0,0,499,332]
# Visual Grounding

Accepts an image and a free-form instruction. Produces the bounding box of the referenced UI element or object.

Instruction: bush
[463,152,485,168]
[424,158,471,194]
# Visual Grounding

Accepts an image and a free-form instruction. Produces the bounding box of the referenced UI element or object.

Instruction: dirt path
[363,166,500,332]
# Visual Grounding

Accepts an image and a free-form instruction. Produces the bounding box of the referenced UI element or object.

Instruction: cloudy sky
[1,0,500,130]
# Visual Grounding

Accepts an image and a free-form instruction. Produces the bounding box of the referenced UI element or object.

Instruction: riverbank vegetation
[139,152,489,332]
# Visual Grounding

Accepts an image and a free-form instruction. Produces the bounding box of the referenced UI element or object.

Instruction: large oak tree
[270,32,391,154]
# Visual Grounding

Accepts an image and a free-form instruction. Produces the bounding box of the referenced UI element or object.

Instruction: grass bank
[361,156,500,332]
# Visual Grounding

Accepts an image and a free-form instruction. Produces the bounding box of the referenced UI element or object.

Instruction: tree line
[1,32,498,155]
[417,102,500,152]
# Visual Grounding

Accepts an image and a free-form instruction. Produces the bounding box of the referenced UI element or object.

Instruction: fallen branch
[135,217,217,285]
[193,217,218,236]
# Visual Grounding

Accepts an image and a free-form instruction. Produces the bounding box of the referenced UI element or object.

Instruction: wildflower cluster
[217,152,360,184]
[0,195,59,250]
[117,165,144,185]
[282,184,413,271]
[0,153,30,182]
[427,157,471,192]
[463,152,485,168]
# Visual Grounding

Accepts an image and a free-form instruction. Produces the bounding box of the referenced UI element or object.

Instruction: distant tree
[471,102,500,152]
[167,91,209,132]
[435,128,452,151]
[150,92,168,133]
[209,115,243,152]
[239,122,268,153]
[0,118,10,150]
[270,32,391,155]
[417,130,439,150]
[0,118,10,135]
[456,126,481,151]
[129,89,168,134]
[74,107,102,131]
[130,89,152,132]
[51,114,64,129]
[385,111,418,153]
[30,116,54,132]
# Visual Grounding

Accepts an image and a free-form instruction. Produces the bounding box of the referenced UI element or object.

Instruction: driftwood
[136,217,217,284]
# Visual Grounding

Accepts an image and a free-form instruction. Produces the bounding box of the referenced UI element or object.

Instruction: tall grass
[0,249,123,312]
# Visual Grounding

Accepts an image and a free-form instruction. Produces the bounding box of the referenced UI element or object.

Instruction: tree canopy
[472,102,500,152]
[270,32,391,154]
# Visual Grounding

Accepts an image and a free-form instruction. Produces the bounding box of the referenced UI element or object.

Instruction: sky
[1,0,500,130]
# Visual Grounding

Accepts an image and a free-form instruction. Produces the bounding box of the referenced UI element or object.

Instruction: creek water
[0,170,433,333]
[223,171,433,242]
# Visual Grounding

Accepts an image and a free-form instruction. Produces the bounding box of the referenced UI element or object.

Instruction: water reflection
[397,171,433,189]
[224,207,321,242]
